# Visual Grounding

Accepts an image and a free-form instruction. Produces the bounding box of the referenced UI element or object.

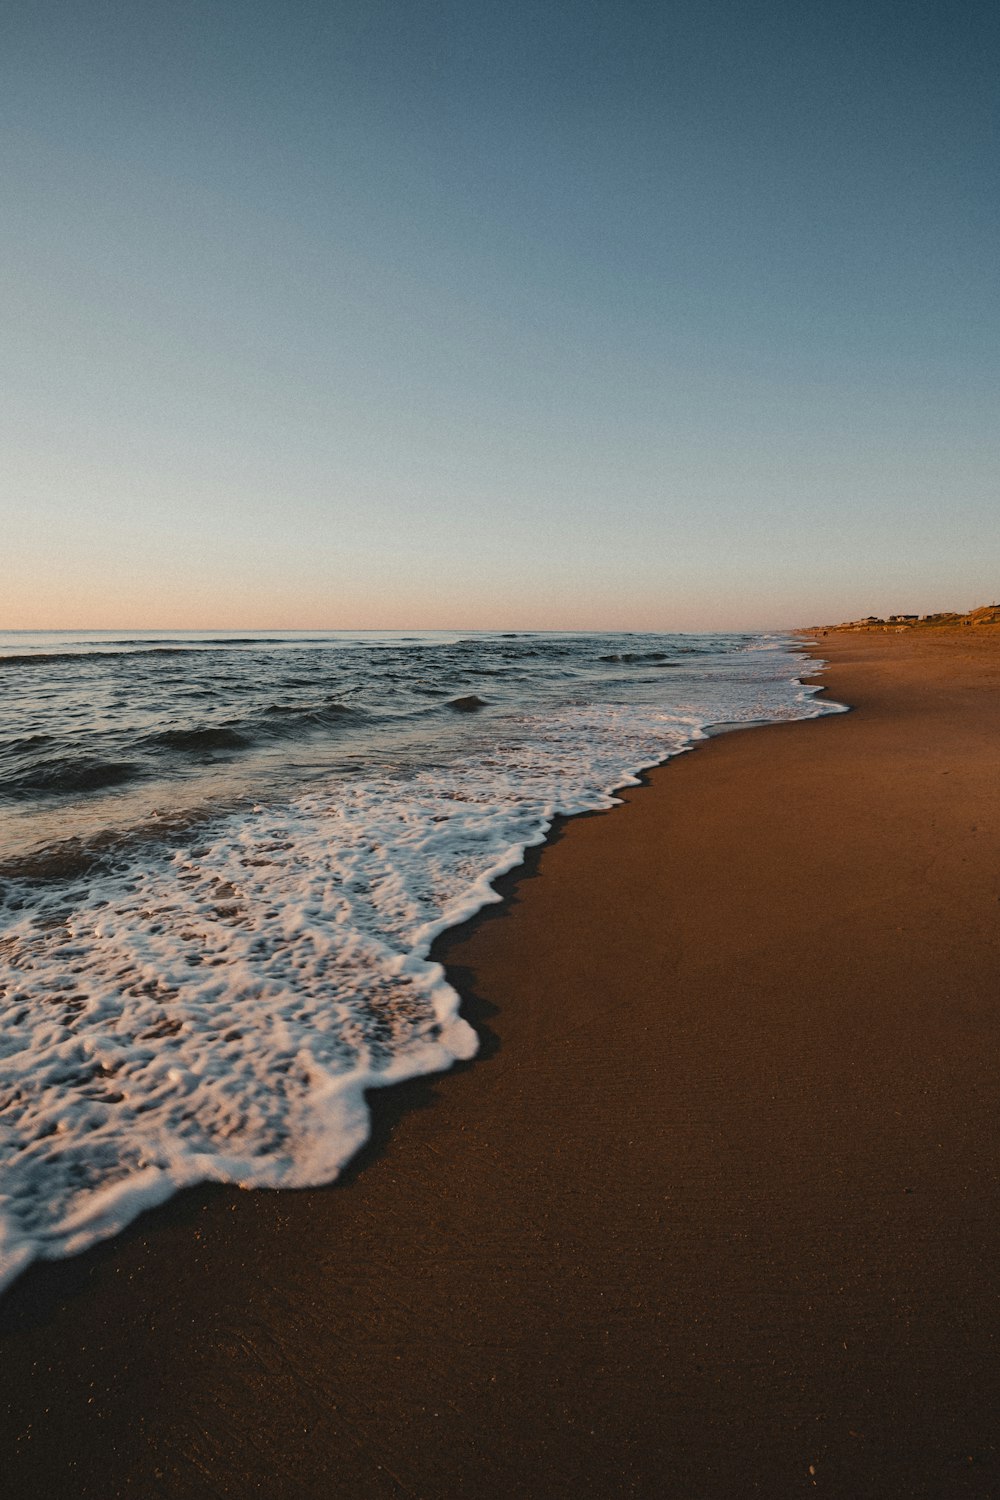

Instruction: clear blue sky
[3,0,997,629]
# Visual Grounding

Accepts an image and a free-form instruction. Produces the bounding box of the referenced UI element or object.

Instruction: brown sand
[3,628,1000,1498]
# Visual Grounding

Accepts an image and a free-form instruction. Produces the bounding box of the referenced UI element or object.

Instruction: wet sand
[3,627,1000,1498]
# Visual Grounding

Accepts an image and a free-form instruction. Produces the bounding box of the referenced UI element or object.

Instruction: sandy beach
[3,626,1000,1498]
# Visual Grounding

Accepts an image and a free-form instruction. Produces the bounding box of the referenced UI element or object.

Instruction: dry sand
[2,628,1000,1498]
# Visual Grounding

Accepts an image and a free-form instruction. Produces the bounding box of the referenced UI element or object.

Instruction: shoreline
[0,635,827,1298]
[3,628,1000,1496]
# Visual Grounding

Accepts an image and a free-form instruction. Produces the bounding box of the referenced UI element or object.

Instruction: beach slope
[2,628,1000,1497]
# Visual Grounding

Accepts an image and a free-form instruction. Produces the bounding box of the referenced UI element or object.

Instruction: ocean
[0,629,837,1289]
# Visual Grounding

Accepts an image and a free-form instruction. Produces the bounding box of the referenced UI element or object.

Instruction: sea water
[0,629,838,1288]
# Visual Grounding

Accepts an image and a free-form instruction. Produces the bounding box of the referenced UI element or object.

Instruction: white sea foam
[0,645,840,1289]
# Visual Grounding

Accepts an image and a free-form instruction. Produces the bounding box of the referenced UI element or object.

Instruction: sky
[2,0,997,630]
